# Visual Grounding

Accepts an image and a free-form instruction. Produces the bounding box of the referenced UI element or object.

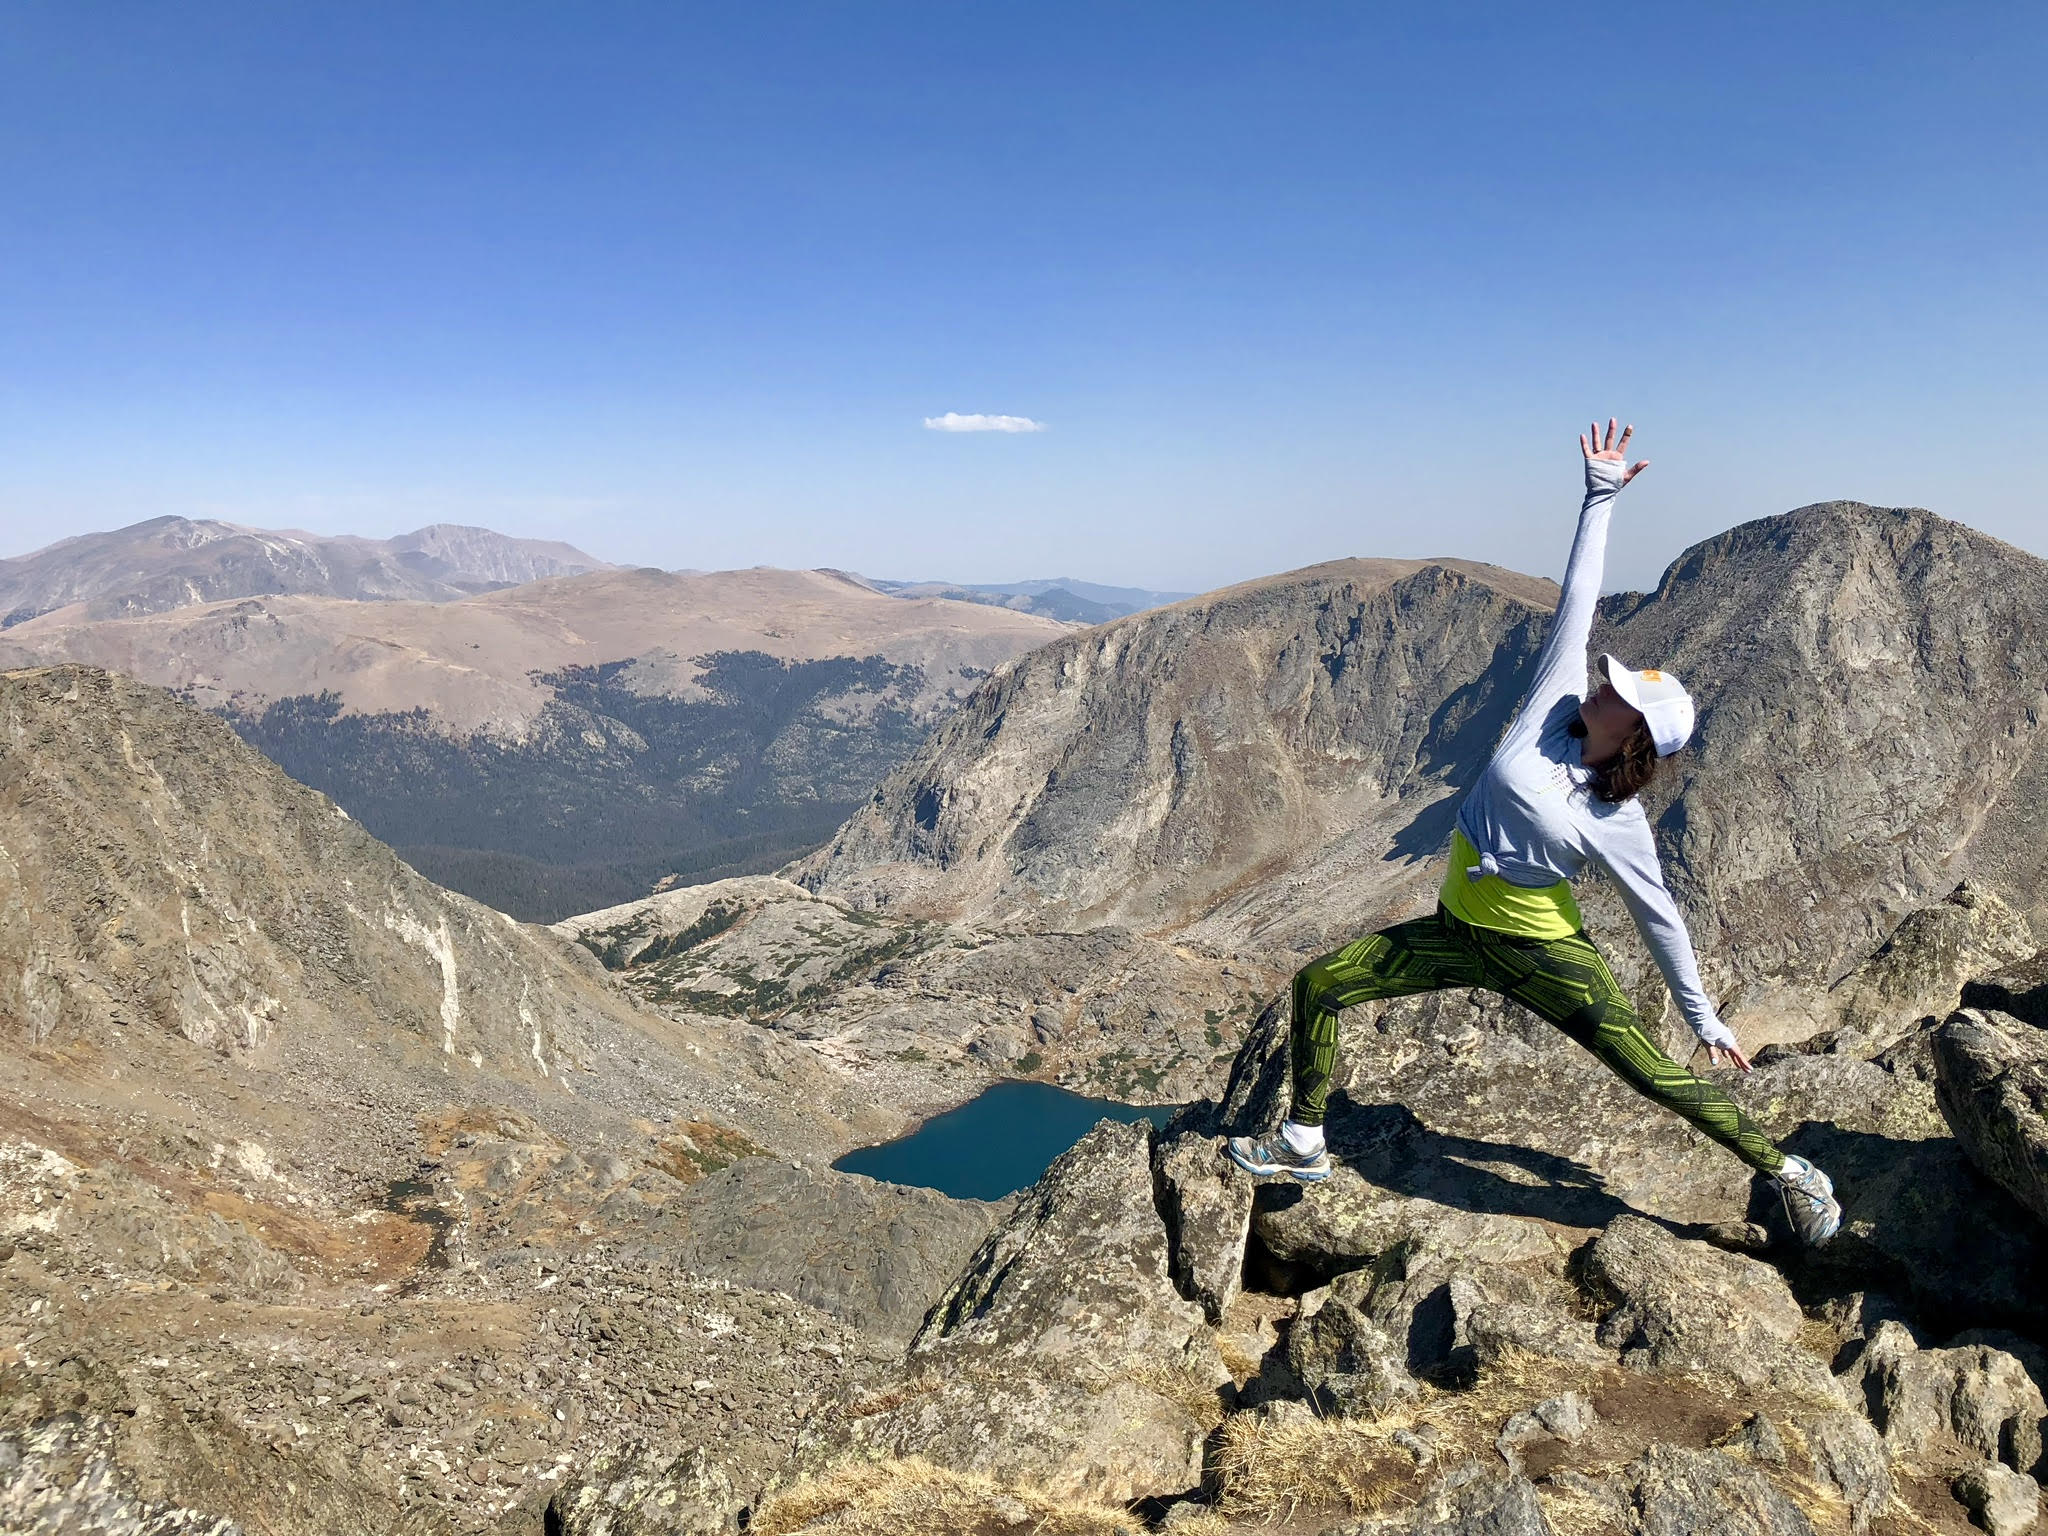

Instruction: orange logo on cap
[1641,669,1664,681]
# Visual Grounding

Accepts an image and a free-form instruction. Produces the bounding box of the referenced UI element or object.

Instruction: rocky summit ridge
[5,493,2048,1536]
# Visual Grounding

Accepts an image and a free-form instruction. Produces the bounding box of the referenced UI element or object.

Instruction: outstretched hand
[1707,1042,1753,1073]
[1580,418,1650,486]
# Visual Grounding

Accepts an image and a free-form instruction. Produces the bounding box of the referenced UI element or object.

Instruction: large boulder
[1330,1219,1591,1378]
[1935,1009,2048,1230]
[812,1120,1226,1502]
[1852,1321,2047,1479]
[1952,1464,2042,1536]
[1619,1445,1818,1536]
[1325,1459,1553,1535]
[1802,883,2035,1056]
[1286,1292,1420,1417]
[1789,1410,1894,1535]
[1579,1215,1839,1403]
[1152,1117,1258,1323]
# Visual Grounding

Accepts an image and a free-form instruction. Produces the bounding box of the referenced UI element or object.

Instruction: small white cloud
[923,412,1046,434]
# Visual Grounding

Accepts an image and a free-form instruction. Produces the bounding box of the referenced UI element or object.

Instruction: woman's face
[1579,680,1644,740]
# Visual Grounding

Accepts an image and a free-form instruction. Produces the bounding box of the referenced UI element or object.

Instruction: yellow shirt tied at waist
[1438,830,1583,939]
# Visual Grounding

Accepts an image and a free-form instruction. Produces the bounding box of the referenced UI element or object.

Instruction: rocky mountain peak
[797,500,2048,1041]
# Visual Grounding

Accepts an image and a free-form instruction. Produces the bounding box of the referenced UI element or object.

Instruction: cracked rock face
[808,1120,1226,1502]
[1581,1214,1839,1403]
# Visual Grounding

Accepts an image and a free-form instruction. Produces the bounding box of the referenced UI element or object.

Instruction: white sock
[1281,1119,1324,1156]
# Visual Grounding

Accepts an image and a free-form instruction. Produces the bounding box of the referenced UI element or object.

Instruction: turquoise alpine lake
[831,1079,1183,1201]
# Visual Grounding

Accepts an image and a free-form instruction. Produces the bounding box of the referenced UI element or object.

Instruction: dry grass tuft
[1133,1359,1232,1432]
[1211,1408,1420,1519]
[1215,1332,1264,1384]
[750,1458,1138,1536]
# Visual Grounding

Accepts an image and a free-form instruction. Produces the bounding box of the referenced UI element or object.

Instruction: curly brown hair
[1571,717,1662,804]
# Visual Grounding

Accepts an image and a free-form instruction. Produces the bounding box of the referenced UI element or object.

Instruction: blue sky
[2,3,2043,593]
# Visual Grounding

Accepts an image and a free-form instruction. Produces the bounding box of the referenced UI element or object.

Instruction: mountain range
[0,516,612,625]
[5,490,2048,1534]
[0,563,1065,919]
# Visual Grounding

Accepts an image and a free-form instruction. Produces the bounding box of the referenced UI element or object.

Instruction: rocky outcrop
[1794,883,2037,1055]
[1853,1320,2047,1478]
[810,1120,1226,1502]
[1937,1009,2048,1229]
[1580,1215,1840,1402]
[661,1160,1002,1344]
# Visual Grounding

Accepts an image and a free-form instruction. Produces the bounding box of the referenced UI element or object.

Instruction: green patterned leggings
[1290,905,1783,1174]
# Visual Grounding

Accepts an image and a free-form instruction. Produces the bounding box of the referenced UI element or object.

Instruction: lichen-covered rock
[1329,1219,1587,1378]
[1619,1445,1817,1536]
[1952,1463,2041,1536]
[1579,1215,1838,1402]
[1152,1121,1256,1323]
[1935,1009,2048,1230]
[1325,1459,1553,1535]
[1791,1410,1894,1534]
[817,1120,1226,1502]
[1855,1320,2047,1478]
[1287,1293,1419,1417]
[1816,884,2035,1055]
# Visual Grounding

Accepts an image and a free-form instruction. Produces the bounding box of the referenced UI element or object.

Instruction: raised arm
[1596,808,1745,1060]
[1505,421,1649,747]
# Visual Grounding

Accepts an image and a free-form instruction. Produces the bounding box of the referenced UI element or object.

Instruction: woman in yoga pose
[1227,420,1842,1245]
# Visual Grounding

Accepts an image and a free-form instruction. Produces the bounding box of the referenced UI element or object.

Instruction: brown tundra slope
[0,666,1002,1534]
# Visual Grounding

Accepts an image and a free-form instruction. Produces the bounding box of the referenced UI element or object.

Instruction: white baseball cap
[1599,655,1696,757]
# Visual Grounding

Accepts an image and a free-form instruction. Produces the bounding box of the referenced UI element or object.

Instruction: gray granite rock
[1152,1120,1257,1323]
[1936,1009,2048,1230]
[1791,1410,1893,1534]
[1287,1293,1420,1417]
[1620,1444,1817,1536]
[822,1120,1226,1502]
[1580,1215,1839,1402]
[1855,1320,2047,1478]
[1953,1463,2041,1536]
[1325,1459,1553,1535]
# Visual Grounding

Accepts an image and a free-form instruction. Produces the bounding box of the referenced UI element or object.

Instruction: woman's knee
[1293,957,1346,1023]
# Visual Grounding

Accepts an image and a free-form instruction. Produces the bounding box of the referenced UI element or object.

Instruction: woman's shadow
[1255,1090,1649,1233]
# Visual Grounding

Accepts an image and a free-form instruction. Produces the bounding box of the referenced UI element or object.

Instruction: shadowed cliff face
[795,505,2048,1015]
[793,557,1559,953]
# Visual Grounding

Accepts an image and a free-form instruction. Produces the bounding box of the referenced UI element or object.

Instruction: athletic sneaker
[1774,1154,1842,1245]
[1225,1133,1332,1183]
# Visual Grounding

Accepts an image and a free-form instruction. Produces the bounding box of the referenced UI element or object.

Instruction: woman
[1227,420,1841,1245]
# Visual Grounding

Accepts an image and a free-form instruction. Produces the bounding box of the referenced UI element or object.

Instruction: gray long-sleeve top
[1453,456,1736,1049]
